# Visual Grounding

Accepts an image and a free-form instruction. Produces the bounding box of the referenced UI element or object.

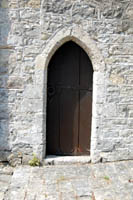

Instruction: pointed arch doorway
[46,41,93,156]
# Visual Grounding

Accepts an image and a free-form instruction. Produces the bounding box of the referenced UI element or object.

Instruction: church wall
[0,0,133,165]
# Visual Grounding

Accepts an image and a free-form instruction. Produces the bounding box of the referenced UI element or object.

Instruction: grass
[103,176,110,181]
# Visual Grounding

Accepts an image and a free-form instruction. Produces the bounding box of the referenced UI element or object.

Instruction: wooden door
[47,41,93,155]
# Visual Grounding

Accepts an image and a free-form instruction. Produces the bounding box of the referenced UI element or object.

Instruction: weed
[29,154,41,166]
[103,176,110,181]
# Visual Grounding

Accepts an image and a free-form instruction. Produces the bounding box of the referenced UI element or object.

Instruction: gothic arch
[35,26,105,161]
[36,26,105,73]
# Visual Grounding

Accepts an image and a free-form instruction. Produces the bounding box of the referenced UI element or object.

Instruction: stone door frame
[35,26,105,162]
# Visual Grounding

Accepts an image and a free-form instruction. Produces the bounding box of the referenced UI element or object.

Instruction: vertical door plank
[60,89,79,154]
[47,92,60,154]
[79,90,92,154]
[80,48,93,90]
[59,42,79,87]
[48,42,79,88]
[78,47,93,154]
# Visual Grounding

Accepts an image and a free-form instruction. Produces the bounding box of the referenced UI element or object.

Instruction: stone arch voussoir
[36,26,105,73]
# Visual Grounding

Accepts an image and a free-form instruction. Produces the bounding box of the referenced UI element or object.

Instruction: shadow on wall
[0,0,11,161]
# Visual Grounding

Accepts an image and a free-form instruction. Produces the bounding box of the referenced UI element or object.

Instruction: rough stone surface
[0,164,13,200]
[0,0,133,164]
[44,155,91,165]
[0,161,133,200]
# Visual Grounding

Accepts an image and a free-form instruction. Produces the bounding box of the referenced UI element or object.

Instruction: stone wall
[0,0,133,165]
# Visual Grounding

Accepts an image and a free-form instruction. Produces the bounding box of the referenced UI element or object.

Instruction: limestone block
[20,98,43,113]
[122,20,131,32]
[26,0,41,8]
[34,113,44,133]
[128,119,133,129]
[109,74,124,85]
[8,0,18,8]
[106,85,119,95]
[0,24,10,45]
[23,85,43,99]
[22,154,33,165]
[7,77,24,89]
[0,120,9,152]
[0,0,8,8]
[125,76,133,85]
[0,66,8,75]
[103,103,117,118]
[0,104,8,120]
[127,27,133,35]
[0,90,8,104]
[125,3,133,19]
[102,129,119,138]
[0,77,5,88]
[97,139,116,152]
[0,192,4,199]
[41,33,50,40]
[105,56,133,66]
[0,151,10,162]
[35,55,46,70]
[93,84,105,104]
[7,35,23,46]
[93,72,105,85]
[109,44,133,55]
[0,49,11,67]
[120,86,133,96]
[102,2,123,19]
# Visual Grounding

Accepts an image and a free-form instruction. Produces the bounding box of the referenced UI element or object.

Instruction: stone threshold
[44,155,91,165]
